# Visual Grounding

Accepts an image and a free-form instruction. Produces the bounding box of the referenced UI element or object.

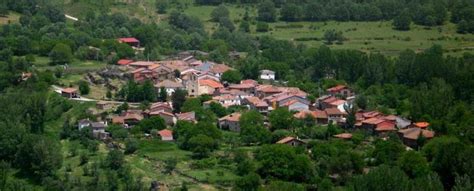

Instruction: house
[325,108,346,123]
[276,136,306,147]
[78,119,92,129]
[150,111,176,125]
[90,122,107,131]
[199,79,224,95]
[218,113,241,132]
[155,65,175,81]
[398,128,435,148]
[117,59,133,66]
[118,37,140,47]
[327,99,347,112]
[61,88,78,98]
[158,129,174,141]
[96,101,112,110]
[240,79,258,86]
[326,85,354,97]
[228,83,256,95]
[361,117,386,133]
[122,113,144,127]
[264,93,309,110]
[129,61,156,68]
[281,99,309,111]
[333,133,353,140]
[112,111,144,127]
[183,71,221,97]
[260,70,275,80]
[243,96,269,114]
[413,122,430,129]
[176,111,196,123]
[374,120,397,135]
[256,85,282,98]
[21,72,32,81]
[210,64,233,78]
[149,102,173,113]
[154,80,184,96]
[129,67,153,82]
[212,95,240,107]
[294,110,329,124]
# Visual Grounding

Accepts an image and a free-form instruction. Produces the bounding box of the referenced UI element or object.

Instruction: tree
[393,10,412,31]
[0,2,8,17]
[209,102,227,117]
[239,21,251,33]
[324,29,344,44]
[257,0,277,22]
[137,116,166,133]
[219,17,235,31]
[142,80,156,102]
[188,134,215,158]
[78,81,90,95]
[397,151,430,178]
[269,107,294,131]
[240,111,271,144]
[263,181,305,191]
[234,173,261,191]
[350,165,411,191]
[236,159,256,176]
[49,43,73,65]
[15,135,62,179]
[255,144,314,182]
[106,149,124,170]
[221,70,242,83]
[0,161,10,190]
[344,103,357,128]
[256,22,269,32]
[373,139,405,165]
[155,0,168,14]
[106,124,129,139]
[158,87,167,102]
[125,138,139,154]
[211,5,229,22]
[172,89,187,113]
[280,4,302,21]
[163,157,177,174]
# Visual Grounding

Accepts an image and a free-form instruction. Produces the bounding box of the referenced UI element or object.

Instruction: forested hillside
[0,0,473,190]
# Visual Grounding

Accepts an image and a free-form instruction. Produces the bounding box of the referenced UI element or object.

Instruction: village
[58,37,435,150]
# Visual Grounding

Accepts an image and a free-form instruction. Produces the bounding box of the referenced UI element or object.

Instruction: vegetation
[0,0,474,190]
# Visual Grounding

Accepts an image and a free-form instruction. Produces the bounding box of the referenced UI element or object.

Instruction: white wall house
[260,70,275,80]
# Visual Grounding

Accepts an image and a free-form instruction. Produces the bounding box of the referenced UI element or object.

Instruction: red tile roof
[219,113,241,122]
[276,136,296,144]
[362,117,386,125]
[118,37,140,43]
[117,59,133,65]
[62,88,78,93]
[240,79,258,85]
[375,121,396,132]
[333,133,352,139]
[158,129,173,137]
[199,79,224,88]
[327,85,347,92]
[325,108,345,115]
[210,64,232,74]
[414,122,430,129]
[398,128,435,140]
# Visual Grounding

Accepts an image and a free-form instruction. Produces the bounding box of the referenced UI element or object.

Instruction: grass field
[0,12,20,25]
[180,4,474,56]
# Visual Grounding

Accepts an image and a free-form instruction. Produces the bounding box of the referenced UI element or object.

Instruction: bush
[256,22,270,32]
[78,81,90,95]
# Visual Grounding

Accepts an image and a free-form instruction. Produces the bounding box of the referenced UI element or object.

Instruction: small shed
[158,129,174,141]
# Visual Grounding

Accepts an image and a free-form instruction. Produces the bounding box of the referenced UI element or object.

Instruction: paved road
[51,85,140,105]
